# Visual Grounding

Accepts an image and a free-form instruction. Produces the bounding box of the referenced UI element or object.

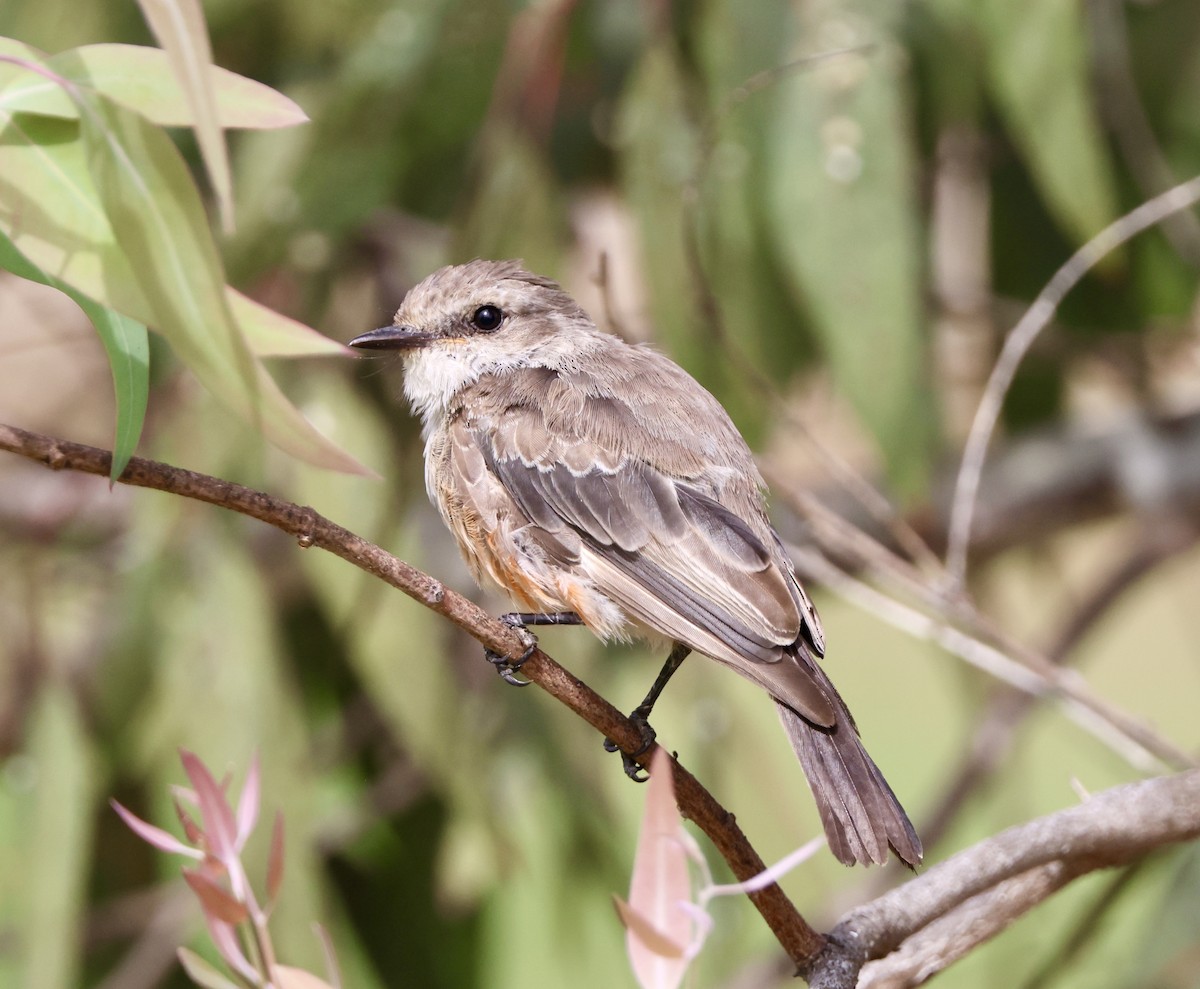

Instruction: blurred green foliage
[2,1,1200,988]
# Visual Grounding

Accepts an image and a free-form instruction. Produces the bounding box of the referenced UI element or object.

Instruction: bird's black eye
[472,305,503,332]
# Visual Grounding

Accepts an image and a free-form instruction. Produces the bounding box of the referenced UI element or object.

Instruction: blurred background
[2,0,1200,987]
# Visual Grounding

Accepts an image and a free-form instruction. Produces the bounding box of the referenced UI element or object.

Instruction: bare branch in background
[945,174,1200,585]
[807,770,1200,988]
[921,516,1198,847]
[770,461,1200,844]
[781,528,1194,773]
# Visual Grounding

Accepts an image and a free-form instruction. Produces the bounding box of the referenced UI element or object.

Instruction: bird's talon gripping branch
[483,611,583,686]
[604,710,658,782]
[486,655,532,686]
[485,618,539,687]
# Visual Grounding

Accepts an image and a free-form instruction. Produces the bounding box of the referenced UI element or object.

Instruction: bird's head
[350,259,594,427]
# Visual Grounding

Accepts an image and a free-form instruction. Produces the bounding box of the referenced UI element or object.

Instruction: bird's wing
[452,363,837,725]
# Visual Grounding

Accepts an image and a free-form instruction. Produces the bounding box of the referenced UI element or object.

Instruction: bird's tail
[776,699,922,868]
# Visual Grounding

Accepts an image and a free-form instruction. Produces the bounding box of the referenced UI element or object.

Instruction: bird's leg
[605,643,691,781]
[485,611,584,686]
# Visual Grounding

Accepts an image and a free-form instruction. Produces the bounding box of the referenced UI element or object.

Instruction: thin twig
[945,174,1200,585]
[778,414,946,577]
[713,45,877,125]
[770,484,952,615]
[786,542,1193,772]
[0,422,824,969]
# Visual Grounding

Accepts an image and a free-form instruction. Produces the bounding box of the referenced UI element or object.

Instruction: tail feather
[777,700,922,868]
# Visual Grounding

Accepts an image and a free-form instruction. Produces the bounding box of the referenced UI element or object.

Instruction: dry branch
[945,173,1200,584]
[808,770,1200,988]
[785,539,1193,772]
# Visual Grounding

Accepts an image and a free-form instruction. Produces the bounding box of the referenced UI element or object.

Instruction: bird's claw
[487,655,531,686]
[484,621,538,687]
[604,708,657,782]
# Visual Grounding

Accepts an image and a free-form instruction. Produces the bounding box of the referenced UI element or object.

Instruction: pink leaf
[173,797,205,847]
[183,867,249,926]
[179,750,241,891]
[203,914,258,984]
[234,752,260,850]
[623,747,695,989]
[613,896,686,958]
[111,799,203,859]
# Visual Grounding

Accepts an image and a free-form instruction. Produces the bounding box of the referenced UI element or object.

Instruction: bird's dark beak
[348,325,438,350]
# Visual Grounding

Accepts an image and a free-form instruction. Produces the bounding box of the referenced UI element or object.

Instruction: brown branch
[857,862,1084,989]
[806,769,1200,988]
[0,422,824,969]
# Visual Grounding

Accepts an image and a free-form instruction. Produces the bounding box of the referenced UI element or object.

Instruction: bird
[350,258,921,867]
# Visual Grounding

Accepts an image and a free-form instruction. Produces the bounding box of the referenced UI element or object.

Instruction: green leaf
[765,15,933,492]
[0,226,148,480]
[613,48,709,380]
[134,0,234,232]
[229,290,351,358]
[93,310,149,479]
[0,67,341,375]
[974,0,1118,244]
[0,80,363,472]
[74,91,365,471]
[19,685,99,989]
[0,38,307,129]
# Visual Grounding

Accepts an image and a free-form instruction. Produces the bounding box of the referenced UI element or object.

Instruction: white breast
[403,346,484,434]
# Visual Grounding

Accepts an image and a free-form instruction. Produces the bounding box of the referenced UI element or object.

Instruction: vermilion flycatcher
[351,259,921,867]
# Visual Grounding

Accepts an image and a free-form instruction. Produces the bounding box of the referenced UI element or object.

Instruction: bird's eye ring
[472,305,504,332]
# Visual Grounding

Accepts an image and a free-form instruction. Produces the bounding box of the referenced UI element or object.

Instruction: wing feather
[450,359,836,725]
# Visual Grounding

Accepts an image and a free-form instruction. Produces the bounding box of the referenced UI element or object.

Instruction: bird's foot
[603,704,658,782]
[484,614,538,687]
[484,611,583,686]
